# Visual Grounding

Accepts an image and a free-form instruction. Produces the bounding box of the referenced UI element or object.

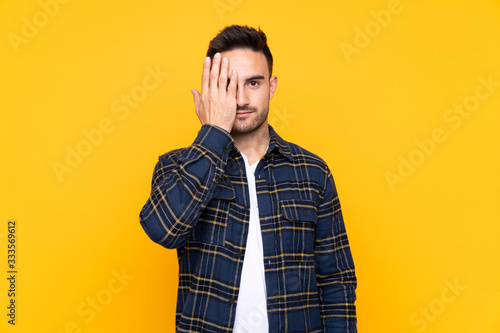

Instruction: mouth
[236,111,253,117]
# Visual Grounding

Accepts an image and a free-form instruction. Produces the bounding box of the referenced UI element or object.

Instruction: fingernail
[215,53,221,59]
[222,57,228,64]
[204,57,210,63]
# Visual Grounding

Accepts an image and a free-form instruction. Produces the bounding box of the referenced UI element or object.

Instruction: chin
[232,110,268,134]
[232,121,266,134]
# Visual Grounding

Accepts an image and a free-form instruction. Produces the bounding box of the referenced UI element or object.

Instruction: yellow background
[2,0,499,332]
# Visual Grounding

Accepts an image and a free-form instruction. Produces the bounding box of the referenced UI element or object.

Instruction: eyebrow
[244,75,265,82]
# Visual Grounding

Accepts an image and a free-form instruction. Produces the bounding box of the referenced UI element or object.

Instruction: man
[139,25,357,332]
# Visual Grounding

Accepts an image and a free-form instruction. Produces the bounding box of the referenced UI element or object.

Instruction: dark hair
[206,25,273,77]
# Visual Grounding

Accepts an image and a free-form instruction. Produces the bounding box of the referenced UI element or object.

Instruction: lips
[236,111,253,117]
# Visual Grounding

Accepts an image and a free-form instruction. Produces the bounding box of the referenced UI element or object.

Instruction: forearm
[139,124,233,249]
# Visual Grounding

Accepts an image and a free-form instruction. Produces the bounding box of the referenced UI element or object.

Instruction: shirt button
[303,210,309,217]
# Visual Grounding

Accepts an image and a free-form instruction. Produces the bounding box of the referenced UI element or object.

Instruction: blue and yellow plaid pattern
[140,124,357,332]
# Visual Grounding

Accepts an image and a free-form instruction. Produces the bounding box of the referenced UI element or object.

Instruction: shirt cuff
[192,124,234,160]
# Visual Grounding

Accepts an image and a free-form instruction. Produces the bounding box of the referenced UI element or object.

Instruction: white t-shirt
[233,151,269,333]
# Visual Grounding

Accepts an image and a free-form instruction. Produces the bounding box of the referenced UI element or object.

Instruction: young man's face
[220,48,277,134]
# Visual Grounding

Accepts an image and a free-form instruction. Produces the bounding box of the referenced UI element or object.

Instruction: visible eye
[248,81,259,87]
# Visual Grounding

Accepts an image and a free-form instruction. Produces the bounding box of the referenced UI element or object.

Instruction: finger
[201,57,210,98]
[210,53,221,97]
[218,56,229,98]
[227,70,237,100]
[191,89,200,114]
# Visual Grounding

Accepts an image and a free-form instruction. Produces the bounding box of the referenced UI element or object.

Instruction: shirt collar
[267,125,294,162]
[228,125,294,162]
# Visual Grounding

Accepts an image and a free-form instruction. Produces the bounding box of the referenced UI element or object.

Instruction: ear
[269,75,278,100]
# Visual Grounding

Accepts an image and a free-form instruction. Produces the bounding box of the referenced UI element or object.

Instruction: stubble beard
[231,105,269,134]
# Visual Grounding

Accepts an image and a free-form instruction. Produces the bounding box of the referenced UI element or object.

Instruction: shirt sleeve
[139,124,234,249]
[315,168,357,332]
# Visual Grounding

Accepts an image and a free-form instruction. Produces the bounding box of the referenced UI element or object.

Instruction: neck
[232,121,270,165]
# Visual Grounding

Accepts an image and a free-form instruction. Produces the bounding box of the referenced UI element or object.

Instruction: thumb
[191,89,200,112]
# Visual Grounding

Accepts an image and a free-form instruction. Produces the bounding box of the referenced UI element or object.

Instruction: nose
[236,86,250,107]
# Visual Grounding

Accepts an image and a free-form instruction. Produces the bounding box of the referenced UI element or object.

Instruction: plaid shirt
[140,124,357,332]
